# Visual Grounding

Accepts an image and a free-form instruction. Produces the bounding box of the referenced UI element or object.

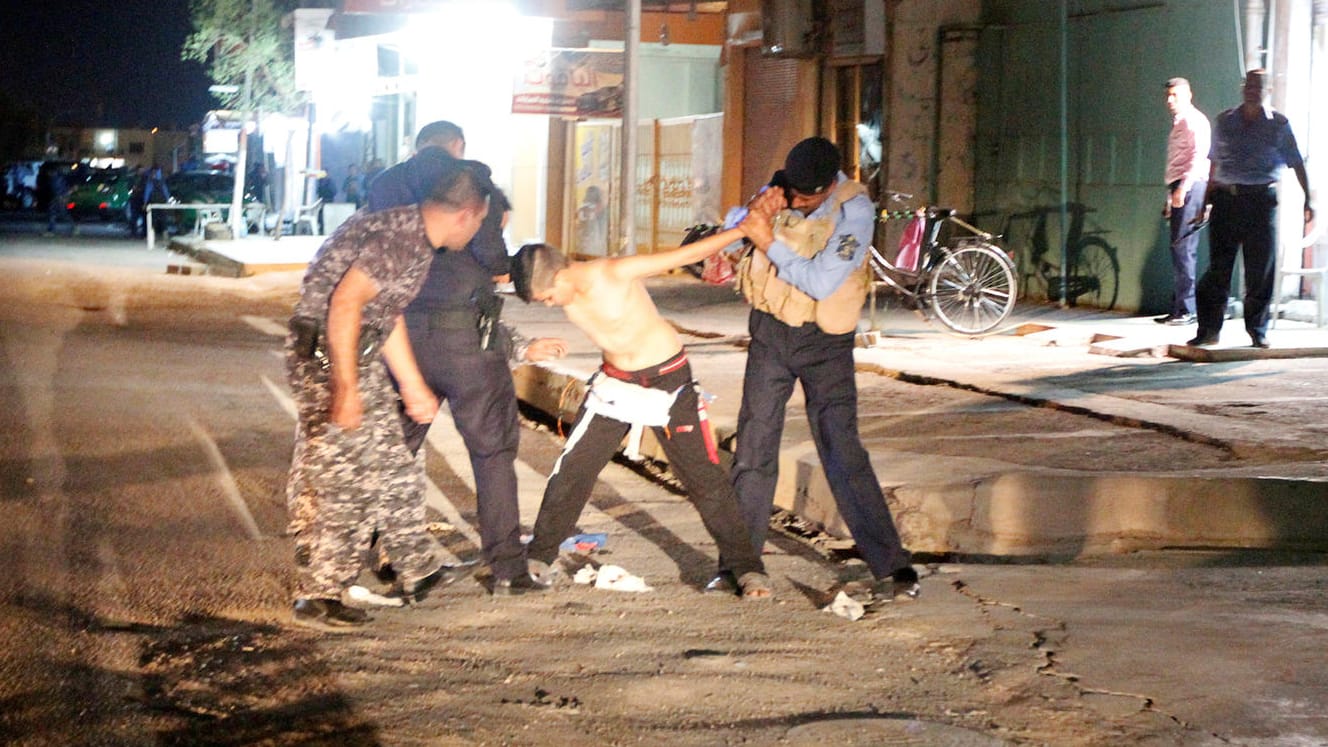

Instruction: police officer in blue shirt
[367,121,549,595]
[1189,69,1315,349]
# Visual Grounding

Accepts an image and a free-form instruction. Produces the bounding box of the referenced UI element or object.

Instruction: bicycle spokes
[927,244,1017,335]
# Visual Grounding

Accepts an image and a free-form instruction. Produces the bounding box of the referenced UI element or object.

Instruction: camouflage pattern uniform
[285,205,444,602]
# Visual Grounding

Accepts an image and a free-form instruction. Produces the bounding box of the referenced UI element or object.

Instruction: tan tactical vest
[736,180,871,334]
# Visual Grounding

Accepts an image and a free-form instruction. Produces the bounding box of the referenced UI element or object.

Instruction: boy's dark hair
[512,243,568,303]
[427,161,493,212]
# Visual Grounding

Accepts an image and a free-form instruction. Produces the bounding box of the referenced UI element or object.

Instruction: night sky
[0,0,216,129]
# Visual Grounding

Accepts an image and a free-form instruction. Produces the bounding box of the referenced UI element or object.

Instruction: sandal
[737,572,773,600]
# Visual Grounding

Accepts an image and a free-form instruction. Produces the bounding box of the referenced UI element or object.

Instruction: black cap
[783,137,841,194]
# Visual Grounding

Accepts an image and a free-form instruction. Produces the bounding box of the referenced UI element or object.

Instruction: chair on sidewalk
[243,204,270,236]
[1271,266,1328,328]
[194,206,225,237]
[292,199,322,235]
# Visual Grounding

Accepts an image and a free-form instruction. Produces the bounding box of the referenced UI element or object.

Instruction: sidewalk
[189,234,1328,557]
[168,233,323,277]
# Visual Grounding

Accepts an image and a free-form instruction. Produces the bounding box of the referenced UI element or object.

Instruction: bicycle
[998,202,1120,310]
[868,191,1018,336]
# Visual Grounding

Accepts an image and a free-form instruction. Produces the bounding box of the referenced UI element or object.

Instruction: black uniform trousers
[732,310,910,580]
[526,351,765,580]
[401,311,527,581]
[1195,185,1278,340]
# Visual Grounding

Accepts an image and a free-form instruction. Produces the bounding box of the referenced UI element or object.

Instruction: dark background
[0,0,215,129]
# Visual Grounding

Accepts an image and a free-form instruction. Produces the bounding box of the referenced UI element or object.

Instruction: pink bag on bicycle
[895,215,925,272]
[700,252,736,285]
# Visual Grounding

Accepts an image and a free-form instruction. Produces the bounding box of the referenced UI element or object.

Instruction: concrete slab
[168,234,323,278]
[1169,343,1328,361]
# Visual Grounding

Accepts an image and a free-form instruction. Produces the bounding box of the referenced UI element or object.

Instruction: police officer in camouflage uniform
[286,163,492,630]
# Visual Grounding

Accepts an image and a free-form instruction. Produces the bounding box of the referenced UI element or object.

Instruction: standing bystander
[140,166,170,237]
[1188,69,1314,349]
[1157,77,1210,326]
[42,166,70,236]
[343,163,365,209]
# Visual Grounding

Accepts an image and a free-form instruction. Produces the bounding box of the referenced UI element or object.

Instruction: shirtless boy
[511,228,771,599]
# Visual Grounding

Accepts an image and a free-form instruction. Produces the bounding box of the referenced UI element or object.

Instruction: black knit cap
[783,137,841,194]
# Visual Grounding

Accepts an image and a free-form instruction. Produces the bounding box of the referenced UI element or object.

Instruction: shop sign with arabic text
[513,49,624,118]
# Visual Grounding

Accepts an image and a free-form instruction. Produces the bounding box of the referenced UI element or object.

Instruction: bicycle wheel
[927,243,1018,335]
[1067,237,1119,310]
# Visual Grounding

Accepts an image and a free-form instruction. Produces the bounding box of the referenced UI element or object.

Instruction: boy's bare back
[534,227,745,372]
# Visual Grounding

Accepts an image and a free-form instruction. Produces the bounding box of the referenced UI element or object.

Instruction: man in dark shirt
[368,121,560,595]
[1188,69,1314,349]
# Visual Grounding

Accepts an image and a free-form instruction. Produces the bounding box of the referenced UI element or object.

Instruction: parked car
[2,161,42,210]
[163,170,259,232]
[65,167,136,222]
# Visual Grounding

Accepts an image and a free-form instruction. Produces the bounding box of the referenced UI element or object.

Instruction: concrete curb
[513,328,1328,559]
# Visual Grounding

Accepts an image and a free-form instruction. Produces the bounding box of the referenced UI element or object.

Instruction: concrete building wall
[971,0,1320,314]
[884,0,982,210]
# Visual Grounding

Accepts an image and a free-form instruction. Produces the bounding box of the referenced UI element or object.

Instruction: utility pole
[228,0,256,239]
[618,0,640,255]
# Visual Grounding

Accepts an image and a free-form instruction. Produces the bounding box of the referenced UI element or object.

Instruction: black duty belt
[1221,183,1275,196]
[409,309,478,330]
[289,315,385,369]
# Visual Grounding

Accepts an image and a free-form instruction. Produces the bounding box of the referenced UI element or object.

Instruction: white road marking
[241,315,288,337]
[422,475,483,547]
[261,375,296,418]
[259,375,482,546]
[423,404,552,526]
[186,416,264,541]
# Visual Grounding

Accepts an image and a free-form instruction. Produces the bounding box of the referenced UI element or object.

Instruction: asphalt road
[2,215,1326,745]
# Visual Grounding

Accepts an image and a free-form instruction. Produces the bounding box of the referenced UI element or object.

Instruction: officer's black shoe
[703,571,738,595]
[492,572,551,597]
[872,566,920,602]
[399,560,479,604]
[1187,332,1219,347]
[1250,334,1270,349]
[293,598,371,631]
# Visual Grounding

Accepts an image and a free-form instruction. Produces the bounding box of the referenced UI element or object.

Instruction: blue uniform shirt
[367,147,511,312]
[1209,105,1305,186]
[763,173,876,300]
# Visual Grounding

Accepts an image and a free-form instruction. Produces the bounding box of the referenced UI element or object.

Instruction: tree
[183,0,304,237]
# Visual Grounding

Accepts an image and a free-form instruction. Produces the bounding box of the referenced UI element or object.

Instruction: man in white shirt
[1158,77,1211,326]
